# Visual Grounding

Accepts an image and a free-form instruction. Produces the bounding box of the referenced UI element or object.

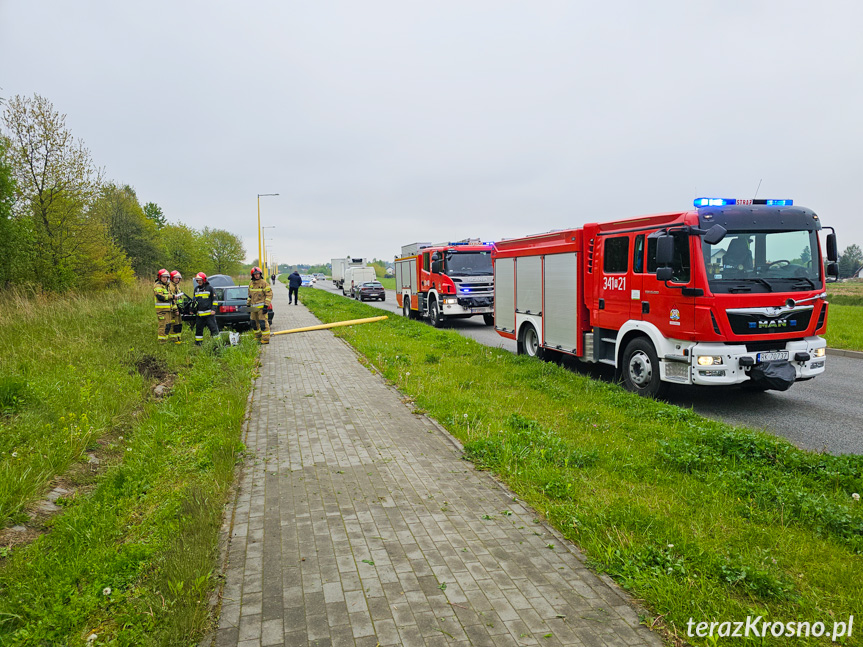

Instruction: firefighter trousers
[250,308,270,344]
[170,308,183,342]
[156,309,172,342]
[195,314,220,345]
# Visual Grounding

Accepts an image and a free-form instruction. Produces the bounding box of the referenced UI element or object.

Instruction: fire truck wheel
[483,313,494,326]
[403,300,410,318]
[519,323,543,359]
[429,299,444,327]
[621,337,669,399]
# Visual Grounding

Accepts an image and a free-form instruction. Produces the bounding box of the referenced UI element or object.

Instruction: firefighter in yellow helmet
[153,269,173,343]
[168,271,187,343]
[247,266,273,344]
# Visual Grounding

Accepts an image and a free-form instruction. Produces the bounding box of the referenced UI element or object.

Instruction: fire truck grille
[727,310,813,336]
[457,296,493,308]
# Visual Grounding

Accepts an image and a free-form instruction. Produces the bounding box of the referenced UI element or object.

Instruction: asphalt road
[314,281,863,455]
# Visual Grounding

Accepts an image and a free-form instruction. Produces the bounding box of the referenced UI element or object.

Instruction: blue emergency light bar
[694,197,793,207]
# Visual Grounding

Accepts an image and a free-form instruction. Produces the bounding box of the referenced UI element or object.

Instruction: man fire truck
[396,239,495,327]
[493,198,838,397]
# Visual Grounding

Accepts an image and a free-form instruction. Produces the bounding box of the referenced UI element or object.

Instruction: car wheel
[429,299,443,328]
[381,295,385,301]
[621,337,669,399]
[483,313,494,326]
[518,323,543,359]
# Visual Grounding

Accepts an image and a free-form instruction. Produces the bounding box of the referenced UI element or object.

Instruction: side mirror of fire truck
[702,224,727,246]
[826,263,839,281]
[826,232,838,262]
[655,235,674,266]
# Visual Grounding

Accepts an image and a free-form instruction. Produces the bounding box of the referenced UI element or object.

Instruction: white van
[343,266,377,297]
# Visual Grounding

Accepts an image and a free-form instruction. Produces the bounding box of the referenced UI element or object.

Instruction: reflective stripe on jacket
[248,278,272,309]
[154,281,172,309]
[193,282,218,316]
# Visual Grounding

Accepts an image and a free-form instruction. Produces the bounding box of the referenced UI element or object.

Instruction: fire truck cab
[395,240,495,327]
[493,199,838,397]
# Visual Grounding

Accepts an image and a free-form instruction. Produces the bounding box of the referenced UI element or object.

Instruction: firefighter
[193,272,220,345]
[154,268,173,343]
[247,266,273,344]
[168,271,187,343]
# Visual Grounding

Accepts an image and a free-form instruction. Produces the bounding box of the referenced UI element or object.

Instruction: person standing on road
[247,266,273,344]
[168,270,187,344]
[193,272,220,345]
[153,268,173,343]
[288,270,301,305]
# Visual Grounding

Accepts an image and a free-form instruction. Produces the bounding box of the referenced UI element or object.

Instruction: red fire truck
[493,198,839,397]
[395,239,495,327]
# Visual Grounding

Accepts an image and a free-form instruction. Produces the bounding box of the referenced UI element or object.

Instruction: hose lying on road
[270,315,388,336]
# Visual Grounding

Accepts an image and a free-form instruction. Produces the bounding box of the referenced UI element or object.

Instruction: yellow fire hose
[270,315,388,336]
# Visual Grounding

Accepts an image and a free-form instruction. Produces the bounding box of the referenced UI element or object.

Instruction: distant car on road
[355,281,385,302]
[301,274,313,287]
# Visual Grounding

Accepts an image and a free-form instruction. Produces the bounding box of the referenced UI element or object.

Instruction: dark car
[355,281,385,302]
[217,285,275,330]
[181,284,274,331]
[207,274,236,302]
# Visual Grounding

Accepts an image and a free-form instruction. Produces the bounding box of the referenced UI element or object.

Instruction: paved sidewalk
[212,282,662,647]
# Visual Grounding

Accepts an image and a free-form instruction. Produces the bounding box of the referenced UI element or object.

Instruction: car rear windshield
[223,287,249,299]
[363,282,382,287]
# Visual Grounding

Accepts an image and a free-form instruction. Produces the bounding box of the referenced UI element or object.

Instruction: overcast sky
[2,1,861,266]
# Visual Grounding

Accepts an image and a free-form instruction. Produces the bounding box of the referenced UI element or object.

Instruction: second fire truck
[395,239,495,327]
[493,198,838,397]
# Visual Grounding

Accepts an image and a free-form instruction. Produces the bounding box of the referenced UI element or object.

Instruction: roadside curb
[827,347,863,360]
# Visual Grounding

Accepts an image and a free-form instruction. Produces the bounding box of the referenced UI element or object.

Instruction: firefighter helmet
[195,272,207,282]
[170,270,182,280]
[157,268,169,279]
[251,266,263,277]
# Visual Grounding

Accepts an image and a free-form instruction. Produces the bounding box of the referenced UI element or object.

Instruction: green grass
[0,282,257,646]
[827,280,863,306]
[824,304,863,352]
[300,287,863,647]
[377,276,395,290]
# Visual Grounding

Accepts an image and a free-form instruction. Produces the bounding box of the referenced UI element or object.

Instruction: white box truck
[343,266,377,297]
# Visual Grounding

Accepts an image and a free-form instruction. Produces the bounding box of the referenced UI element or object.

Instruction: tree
[0,134,29,287]
[92,183,160,276]
[838,244,863,279]
[201,227,245,275]
[159,223,207,278]
[143,201,166,229]
[1,94,125,290]
[800,245,811,266]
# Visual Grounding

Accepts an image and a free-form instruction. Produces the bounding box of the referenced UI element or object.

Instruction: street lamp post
[257,193,278,266]
[262,226,276,273]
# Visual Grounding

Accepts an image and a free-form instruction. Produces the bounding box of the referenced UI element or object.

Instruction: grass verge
[823,304,863,352]
[301,287,863,647]
[0,282,257,646]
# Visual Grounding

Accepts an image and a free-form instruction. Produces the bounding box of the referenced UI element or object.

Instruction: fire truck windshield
[443,250,493,276]
[701,229,821,293]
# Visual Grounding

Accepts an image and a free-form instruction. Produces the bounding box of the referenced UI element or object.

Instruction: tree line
[0,94,246,292]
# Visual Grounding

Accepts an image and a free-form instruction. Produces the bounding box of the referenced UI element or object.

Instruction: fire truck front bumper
[662,337,827,388]
[442,296,493,316]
